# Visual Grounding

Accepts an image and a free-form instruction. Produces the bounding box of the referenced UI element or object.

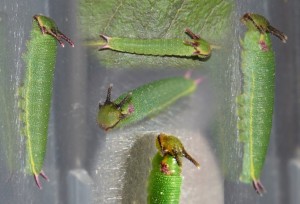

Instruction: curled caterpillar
[20,14,74,189]
[147,133,200,204]
[237,13,287,195]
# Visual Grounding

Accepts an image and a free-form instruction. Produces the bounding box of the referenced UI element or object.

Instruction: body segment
[147,133,200,204]
[97,76,199,131]
[21,15,74,189]
[147,153,182,204]
[237,13,287,195]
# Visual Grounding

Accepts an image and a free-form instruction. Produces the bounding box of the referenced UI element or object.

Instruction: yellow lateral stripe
[249,68,255,180]
[25,60,38,176]
[157,81,196,112]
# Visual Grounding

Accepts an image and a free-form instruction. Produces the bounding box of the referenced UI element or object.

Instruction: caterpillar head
[241,13,270,32]
[184,28,212,58]
[241,13,287,43]
[97,84,133,131]
[33,14,75,47]
[156,133,200,168]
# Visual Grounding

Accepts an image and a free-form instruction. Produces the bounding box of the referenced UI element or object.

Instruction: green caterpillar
[237,13,287,195]
[147,133,200,204]
[20,14,74,189]
[88,28,212,58]
[97,74,201,131]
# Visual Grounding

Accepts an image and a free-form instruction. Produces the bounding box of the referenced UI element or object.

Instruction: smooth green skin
[147,153,182,204]
[97,76,197,130]
[101,37,211,58]
[21,16,58,176]
[237,30,275,184]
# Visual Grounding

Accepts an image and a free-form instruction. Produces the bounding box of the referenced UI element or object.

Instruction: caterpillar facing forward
[237,13,287,195]
[147,133,200,204]
[88,28,212,58]
[97,74,201,131]
[20,15,74,189]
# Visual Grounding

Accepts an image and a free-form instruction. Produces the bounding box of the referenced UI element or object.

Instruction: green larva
[97,74,201,131]
[147,133,200,204]
[89,28,212,58]
[237,13,287,195]
[20,15,74,189]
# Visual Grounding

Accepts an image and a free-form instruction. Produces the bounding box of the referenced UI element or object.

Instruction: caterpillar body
[237,13,287,195]
[97,74,201,131]
[92,28,212,58]
[20,15,74,189]
[147,133,200,204]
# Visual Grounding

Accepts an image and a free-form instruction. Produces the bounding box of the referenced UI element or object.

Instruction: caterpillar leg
[34,170,49,189]
[252,179,266,196]
[236,115,248,142]
[236,95,249,142]
[236,94,245,106]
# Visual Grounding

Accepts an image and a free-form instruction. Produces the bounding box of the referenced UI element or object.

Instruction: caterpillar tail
[34,170,49,189]
[253,179,266,196]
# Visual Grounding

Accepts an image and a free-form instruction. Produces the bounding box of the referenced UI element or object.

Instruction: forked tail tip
[98,34,111,50]
[34,171,49,190]
[184,71,204,85]
[194,77,204,85]
[253,180,266,196]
